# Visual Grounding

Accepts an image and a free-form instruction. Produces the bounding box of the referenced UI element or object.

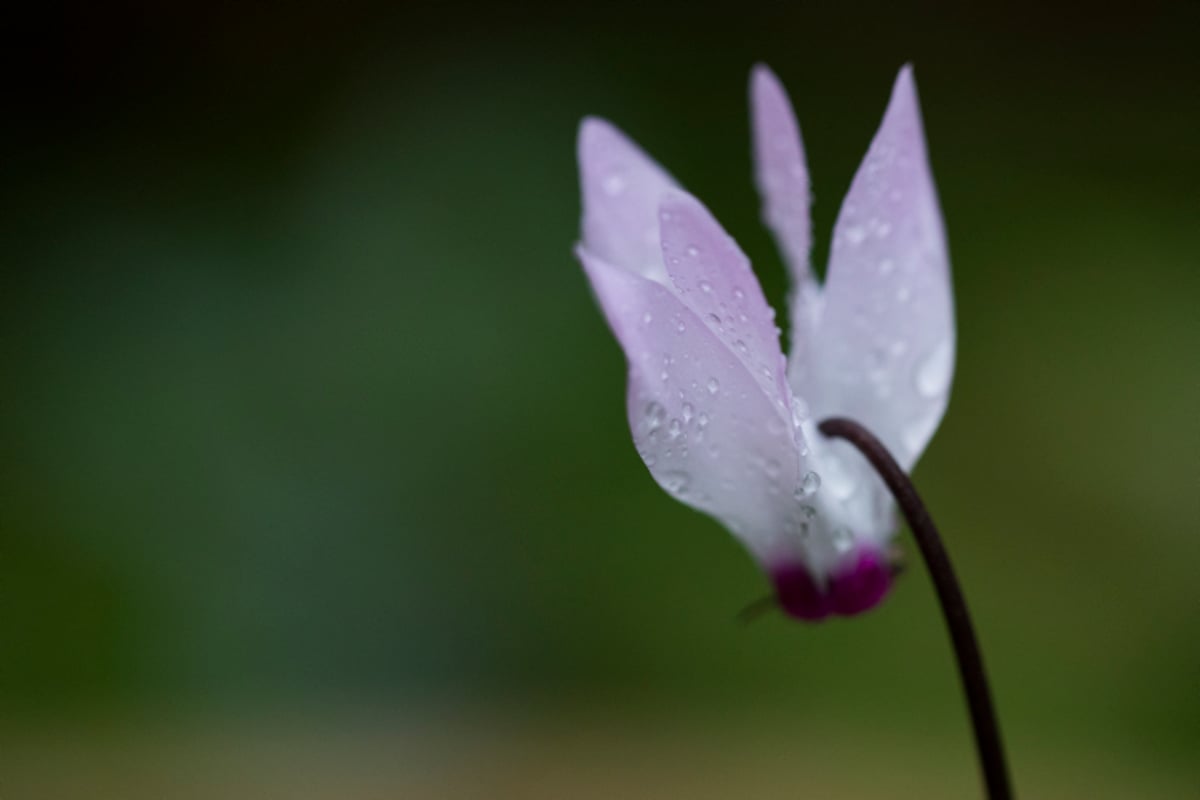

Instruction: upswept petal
[658,189,791,415]
[750,65,823,404]
[578,117,678,282]
[750,65,814,295]
[578,246,814,565]
[813,65,955,469]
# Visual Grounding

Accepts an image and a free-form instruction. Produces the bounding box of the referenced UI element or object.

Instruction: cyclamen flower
[576,65,954,621]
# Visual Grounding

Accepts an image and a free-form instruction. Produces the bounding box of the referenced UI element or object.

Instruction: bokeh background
[3,2,1198,797]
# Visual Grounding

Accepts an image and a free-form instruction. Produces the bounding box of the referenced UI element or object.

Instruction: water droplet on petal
[831,527,854,553]
[794,471,821,498]
[790,397,809,425]
[824,458,857,501]
[644,402,666,431]
[667,418,683,440]
[698,280,712,293]
[602,173,626,196]
[732,288,745,302]
[697,412,710,428]
[681,403,694,423]
[915,340,953,398]
[676,320,687,333]
[706,377,720,395]
[661,470,691,496]
[686,245,700,258]
[845,225,866,245]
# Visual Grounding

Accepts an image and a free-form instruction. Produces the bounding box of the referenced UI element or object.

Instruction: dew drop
[697,412,710,428]
[667,418,684,440]
[796,470,821,498]
[602,173,626,196]
[676,320,687,333]
[845,225,866,245]
[686,245,700,258]
[915,340,953,398]
[824,458,857,501]
[732,288,745,302]
[831,527,854,553]
[698,280,712,293]
[681,402,695,423]
[661,470,691,496]
[644,401,666,430]
[706,377,720,395]
[790,397,809,425]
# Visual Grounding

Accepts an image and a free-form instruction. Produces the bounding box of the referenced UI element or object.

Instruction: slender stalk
[819,417,1013,800]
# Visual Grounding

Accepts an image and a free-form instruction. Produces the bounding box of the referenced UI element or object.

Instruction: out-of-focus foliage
[2,2,1197,795]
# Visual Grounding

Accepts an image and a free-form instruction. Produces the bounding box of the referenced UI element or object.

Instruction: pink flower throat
[770,548,893,621]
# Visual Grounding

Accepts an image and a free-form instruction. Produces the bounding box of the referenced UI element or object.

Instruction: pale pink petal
[750,65,814,293]
[657,189,791,414]
[578,246,814,565]
[813,65,955,469]
[750,66,825,398]
[578,117,678,282]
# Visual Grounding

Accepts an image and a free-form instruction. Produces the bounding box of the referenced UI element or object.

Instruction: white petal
[812,65,955,469]
[578,117,678,282]
[578,246,814,564]
[749,65,824,408]
[750,64,814,296]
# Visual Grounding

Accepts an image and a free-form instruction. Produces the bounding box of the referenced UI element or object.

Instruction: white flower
[576,65,954,620]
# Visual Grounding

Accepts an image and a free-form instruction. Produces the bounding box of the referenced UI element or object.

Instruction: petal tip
[888,64,921,115]
[577,116,616,156]
[750,63,789,111]
[656,186,700,217]
[750,63,779,91]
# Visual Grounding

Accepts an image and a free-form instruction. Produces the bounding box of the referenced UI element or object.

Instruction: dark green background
[2,2,1197,795]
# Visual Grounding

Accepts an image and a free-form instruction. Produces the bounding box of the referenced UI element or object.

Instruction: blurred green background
[2,2,1198,796]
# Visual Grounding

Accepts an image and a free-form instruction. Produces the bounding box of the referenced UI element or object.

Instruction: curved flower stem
[818,417,1013,800]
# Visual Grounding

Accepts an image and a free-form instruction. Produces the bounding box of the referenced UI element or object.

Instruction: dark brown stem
[819,417,1013,800]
